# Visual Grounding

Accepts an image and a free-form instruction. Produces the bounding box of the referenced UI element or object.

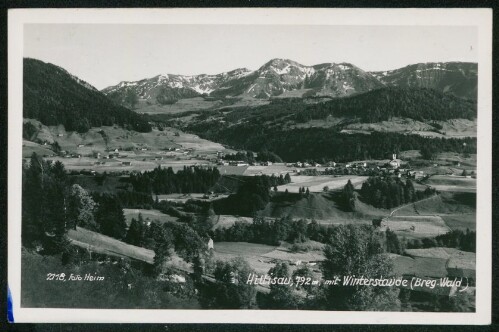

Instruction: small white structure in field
[207,238,214,250]
[169,274,186,283]
[389,153,401,168]
[159,274,186,283]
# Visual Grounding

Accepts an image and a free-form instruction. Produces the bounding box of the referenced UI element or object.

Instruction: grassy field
[67,227,155,264]
[405,247,473,259]
[45,155,215,173]
[440,215,476,231]
[214,242,277,256]
[243,164,295,176]
[213,242,278,274]
[216,165,249,176]
[384,215,450,239]
[261,247,325,263]
[135,97,224,114]
[260,192,384,223]
[212,215,254,230]
[424,175,476,193]
[213,241,324,276]
[404,248,475,278]
[67,227,194,273]
[391,193,476,232]
[389,254,449,279]
[393,193,475,215]
[340,118,476,138]
[22,140,56,158]
[277,175,368,193]
[435,152,477,168]
[123,208,179,226]
[156,193,229,204]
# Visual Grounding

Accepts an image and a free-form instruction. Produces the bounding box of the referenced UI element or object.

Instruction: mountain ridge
[101,58,477,106]
[369,62,477,100]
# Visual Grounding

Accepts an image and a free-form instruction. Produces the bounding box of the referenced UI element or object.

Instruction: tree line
[129,166,221,194]
[22,153,128,253]
[212,217,339,246]
[212,174,291,216]
[223,150,283,163]
[359,176,436,209]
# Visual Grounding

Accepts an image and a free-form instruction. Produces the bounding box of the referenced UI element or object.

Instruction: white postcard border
[8,8,493,324]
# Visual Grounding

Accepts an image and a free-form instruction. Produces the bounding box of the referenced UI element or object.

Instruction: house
[77,144,85,148]
[122,161,132,166]
[57,133,64,137]
[207,238,214,250]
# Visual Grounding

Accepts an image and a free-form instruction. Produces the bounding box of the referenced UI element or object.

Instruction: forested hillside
[23,58,151,133]
[187,125,476,162]
[293,87,476,123]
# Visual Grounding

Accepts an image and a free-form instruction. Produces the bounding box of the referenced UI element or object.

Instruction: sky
[24,24,477,90]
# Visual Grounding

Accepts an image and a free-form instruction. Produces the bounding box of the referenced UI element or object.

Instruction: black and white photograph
[7,8,492,324]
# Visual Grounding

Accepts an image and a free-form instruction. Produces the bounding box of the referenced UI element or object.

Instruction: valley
[20,57,478,312]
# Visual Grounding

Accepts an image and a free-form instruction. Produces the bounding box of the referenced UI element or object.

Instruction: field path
[388,195,438,217]
[383,194,453,238]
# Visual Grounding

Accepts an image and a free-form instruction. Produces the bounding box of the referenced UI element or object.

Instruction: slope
[23,58,151,133]
[370,62,477,100]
